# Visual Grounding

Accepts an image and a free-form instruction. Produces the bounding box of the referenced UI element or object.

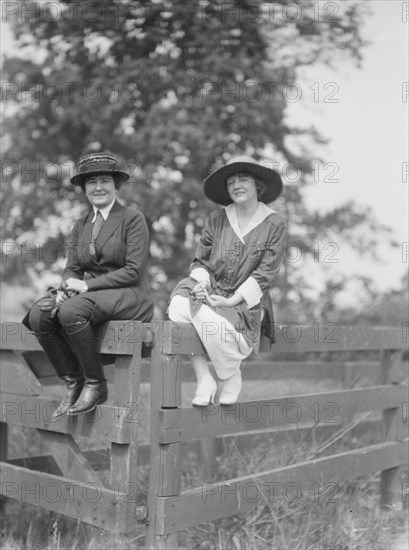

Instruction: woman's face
[226,173,258,205]
[85,174,116,208]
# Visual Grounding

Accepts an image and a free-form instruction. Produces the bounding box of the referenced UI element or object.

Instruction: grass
[178,441,408,550]
[1,423,407,549]
[1,369,408,549]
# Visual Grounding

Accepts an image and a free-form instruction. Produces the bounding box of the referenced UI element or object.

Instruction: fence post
[146,321,182,549]
[0,422,7,462]
[0,422,8,510]
[198,364,218,481]
[379,350,404,509]
[109,321,143,534]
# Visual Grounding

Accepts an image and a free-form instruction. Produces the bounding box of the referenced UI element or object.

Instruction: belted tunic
[170,202,286,352]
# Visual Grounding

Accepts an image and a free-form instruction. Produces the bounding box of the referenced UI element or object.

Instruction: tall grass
[1,429,407,550]
[1,355,407,549]
[177,432,408,550]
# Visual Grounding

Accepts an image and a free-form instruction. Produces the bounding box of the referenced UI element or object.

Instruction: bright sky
[1,1,407,297]
[287,0,408,292]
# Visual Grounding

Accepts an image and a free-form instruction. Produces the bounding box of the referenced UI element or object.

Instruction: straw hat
[70,152,129,186]
[203,155,283,206]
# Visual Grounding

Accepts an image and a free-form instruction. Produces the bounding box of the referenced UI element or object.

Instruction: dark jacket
[62,199,153,321]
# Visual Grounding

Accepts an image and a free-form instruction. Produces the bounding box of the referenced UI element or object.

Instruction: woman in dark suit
[23,152,154,419]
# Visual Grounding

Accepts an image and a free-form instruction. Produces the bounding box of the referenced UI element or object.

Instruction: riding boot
[51,375,84,420]
[36,329,83,379]
[35,330,85,418]
[62,321,108,415]
[68,379,108,416]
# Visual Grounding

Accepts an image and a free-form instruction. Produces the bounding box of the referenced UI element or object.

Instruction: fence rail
[0,321,407,548]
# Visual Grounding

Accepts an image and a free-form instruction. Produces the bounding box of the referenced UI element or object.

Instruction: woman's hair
[254,178,267,201]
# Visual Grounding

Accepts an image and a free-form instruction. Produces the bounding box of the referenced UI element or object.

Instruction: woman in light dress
[168,155,286,406]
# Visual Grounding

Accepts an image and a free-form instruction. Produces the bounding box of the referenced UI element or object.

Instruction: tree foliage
[2,0,395,320]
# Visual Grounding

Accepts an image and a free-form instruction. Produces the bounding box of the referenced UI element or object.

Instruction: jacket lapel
[82,213,93,245]
[95,200,124,251]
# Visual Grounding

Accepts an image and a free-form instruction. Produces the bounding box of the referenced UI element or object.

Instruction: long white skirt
[168,295,252,379]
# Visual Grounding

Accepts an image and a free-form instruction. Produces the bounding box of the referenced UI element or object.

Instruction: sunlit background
[1,0,408,322]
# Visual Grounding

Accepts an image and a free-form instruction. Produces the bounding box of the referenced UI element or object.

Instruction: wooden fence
[0,321,408,548]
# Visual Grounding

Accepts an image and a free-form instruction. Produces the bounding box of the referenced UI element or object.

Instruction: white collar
[91,199,116,222]
[225,202,276,243]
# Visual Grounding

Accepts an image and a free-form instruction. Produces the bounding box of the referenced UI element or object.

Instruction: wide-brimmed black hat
[70,152,130,186]
[204,155,283,206]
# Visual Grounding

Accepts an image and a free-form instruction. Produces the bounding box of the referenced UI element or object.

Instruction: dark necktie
[89,210,104,257]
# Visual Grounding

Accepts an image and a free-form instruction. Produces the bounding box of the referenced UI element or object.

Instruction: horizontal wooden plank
[156,440,408,533]
[272,326,406,352]
[0,393,134,444]
[241,361,396,381]
[28,359,407,386]
[162,323,406,354]
[9,418,387,473]
[242,359,408,382]
[14,351,118,381]
[243,361,343,380]
[1,322,405,356]
[0,321,153,355]
[158,385,407,443]
[0,462,132,532]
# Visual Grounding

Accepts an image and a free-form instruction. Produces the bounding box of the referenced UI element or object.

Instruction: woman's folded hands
[55,278,87,307]
[191,281,243,309]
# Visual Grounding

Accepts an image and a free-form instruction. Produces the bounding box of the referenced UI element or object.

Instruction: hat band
[79,161,119,173]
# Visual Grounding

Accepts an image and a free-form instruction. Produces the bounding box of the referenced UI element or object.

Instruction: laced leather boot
[52,375,84,420]
[67,379,108,415]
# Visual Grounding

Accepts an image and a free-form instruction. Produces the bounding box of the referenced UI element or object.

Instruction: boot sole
[67,397,107,416]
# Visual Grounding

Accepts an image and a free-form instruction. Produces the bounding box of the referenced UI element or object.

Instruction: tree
[351,273,409,327]
[1,0,394,319]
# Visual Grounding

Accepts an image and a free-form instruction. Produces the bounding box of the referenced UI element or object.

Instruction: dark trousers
[25,293,103,380]
[25,289,140,381]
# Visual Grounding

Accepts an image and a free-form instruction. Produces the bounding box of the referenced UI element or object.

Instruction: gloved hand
[37,282,78,318]
[37,287,58,312]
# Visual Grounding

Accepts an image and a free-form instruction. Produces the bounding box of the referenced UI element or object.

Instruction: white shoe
[219,371,242,405]
[192,375,217,407]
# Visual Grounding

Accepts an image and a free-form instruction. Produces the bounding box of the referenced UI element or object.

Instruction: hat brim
[70,169,130,186]
[203,161,283,206]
